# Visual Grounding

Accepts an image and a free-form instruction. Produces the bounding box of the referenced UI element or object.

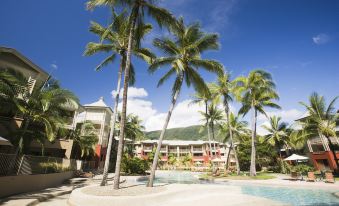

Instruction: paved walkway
[0,178,92,206]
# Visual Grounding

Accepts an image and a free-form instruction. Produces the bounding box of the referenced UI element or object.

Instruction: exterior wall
[307,136,339,171]
[29,139,74,159]
[0,171,73,198]
[0,51,49,85]
[311,151,339,171]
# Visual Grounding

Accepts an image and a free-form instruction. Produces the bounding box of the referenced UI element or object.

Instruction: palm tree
[84,11,154,186]
[233,70,280,176]
[191,89,213,161]
[0,68,26,116]
[72,121,99,159]
[147,18,223,187]
[200,104,224,155]
[124,114,145,141]
[210,71,242,174]
[262,116,289,173]
[300,92,339,171]
[87,0,175,189]
[218,112,249,174]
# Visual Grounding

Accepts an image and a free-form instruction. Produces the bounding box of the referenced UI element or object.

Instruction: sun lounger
[324,172,335,183]
[306,172,315,182]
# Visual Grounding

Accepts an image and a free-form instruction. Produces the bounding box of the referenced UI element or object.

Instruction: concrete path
[36,194,70,206]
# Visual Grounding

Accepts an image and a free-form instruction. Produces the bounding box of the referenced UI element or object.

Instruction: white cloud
[159,0,238,33]
[50,63,58,69]
[312,33,330,45]
[111,87,148,99]
[257,109,304,123]
[205,0,238,32]
[145,99,206,131]
[112,87,211,131]
[256,109,304,135]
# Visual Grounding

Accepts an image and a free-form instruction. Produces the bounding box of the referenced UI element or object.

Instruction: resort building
[297,112,339,172]
[0,47,80,158]
[0,47,49,92]
[134,140,236,168]
[306,130,339,171]
[0,47,49,140]
[74,97,113,167]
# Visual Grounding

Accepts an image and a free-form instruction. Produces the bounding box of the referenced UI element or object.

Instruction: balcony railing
[169,149,177,153]
[179,149,190,153]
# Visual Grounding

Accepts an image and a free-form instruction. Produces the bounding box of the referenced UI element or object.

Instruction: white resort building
[134,140,237,168]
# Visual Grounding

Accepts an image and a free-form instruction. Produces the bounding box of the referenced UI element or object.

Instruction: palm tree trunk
[205,101,213,162]
[211,123,217,155]
[225,105,240,175]
[113,6,138,190]
[8,118,29,175]
[250,108,257,176]
[225,143,231,169]
[147,76,183,187]
[100,59,123,186]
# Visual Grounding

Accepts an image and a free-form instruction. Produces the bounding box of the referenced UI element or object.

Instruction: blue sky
[1,0,338,132]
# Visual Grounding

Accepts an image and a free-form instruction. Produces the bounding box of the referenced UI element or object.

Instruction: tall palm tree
[147,18,223,187]
[210,71,242,174]
[87,0,174,189]
[300,92,339,171]
[219,112,249,174]
[191,89,213,160]
[200,103,224,155]
[84,11,154,186]
[233,70,280,176]
[262,116,289,173]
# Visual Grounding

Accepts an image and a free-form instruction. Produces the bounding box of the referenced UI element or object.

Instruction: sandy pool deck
[69,183,288,206]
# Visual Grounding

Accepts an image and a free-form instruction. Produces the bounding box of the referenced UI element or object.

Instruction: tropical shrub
[39,162,71,173]
[291,164,314,175]
[121,155,149,175]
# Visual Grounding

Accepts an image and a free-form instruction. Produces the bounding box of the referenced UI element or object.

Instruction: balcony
[160,148,167,153]
[143,146,153,151]
[192,147,203,153]
[179,149,190,153]
[169,149,177,153]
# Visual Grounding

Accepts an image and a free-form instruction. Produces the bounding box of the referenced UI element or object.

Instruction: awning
[0,136,12,146]
[284,154,308,161]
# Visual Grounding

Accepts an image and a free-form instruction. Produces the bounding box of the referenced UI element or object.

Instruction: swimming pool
[137,171,339,206]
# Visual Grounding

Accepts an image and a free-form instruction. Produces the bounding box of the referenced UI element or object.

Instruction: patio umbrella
[0,136,12,146]
[284,154,308,161]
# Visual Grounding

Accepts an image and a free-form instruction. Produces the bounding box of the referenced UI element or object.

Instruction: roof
[0,46,49,77]
[0,136,12,146]
[140,139,221,146]
[84,97,113,113]
[84,97,109,107]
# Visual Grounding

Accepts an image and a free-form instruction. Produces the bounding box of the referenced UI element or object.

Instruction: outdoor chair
[306,172,315,182]
[324,172,335,183]
[290,171,301,180]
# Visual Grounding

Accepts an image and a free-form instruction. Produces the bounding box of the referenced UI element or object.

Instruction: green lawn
[199,172,277,180]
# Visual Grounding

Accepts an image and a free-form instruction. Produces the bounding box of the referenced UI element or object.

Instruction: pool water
[241,185,339,206]
[137,171,339,206]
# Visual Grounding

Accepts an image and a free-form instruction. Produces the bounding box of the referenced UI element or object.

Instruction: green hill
[145,125,223,142]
